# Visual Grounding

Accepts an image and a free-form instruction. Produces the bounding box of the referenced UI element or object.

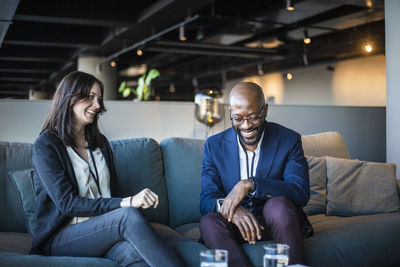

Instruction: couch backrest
[0,142,33,232]
[301,131,350,159]
[110,138,169,225]
[160,137,205,228]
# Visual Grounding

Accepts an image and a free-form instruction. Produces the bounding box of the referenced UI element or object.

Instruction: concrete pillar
[385,0,400,178]
[78,56,117,100]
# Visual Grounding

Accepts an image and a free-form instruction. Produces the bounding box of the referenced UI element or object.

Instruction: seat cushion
[302,132,350,159]
[305,213,400,267]
[325,157,399,216]
[110,138,169,225]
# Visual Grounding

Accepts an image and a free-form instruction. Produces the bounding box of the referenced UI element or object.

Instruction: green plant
[118,69,160,100]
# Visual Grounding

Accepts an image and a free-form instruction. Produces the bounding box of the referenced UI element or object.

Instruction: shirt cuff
[120,197,132,207]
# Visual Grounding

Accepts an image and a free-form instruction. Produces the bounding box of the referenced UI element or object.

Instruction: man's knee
[200,213,226,234]
[263,196,298,224]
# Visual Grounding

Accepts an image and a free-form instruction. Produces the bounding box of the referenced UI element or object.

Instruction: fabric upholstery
[302,131,350,159]
[0,232,31,254]
[304,156,327,215]
[110,138,168,225]
[0,142,33,232]
[8,169,36,236]
[160,137,205,228]
[326,156,399,216]
[305,213,400,267]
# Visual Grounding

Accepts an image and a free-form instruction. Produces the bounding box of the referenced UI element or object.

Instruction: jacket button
[249,201,253,206]
[267,194,272,199]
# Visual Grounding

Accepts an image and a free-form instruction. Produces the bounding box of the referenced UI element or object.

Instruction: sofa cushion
[304,156,327,215]
[0,142,33,232]
[160,138,205,228]
[0,232,31,254]
[305,213,400,267]
[9,169,36,236]
[110,138,168,225]
[326,156,399,216]
[302,131,350,159]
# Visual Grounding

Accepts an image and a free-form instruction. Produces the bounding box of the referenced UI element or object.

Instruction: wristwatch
[216,198,225,212]
[248,176,257,195]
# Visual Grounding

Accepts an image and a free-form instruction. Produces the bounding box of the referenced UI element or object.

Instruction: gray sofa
[1,131,399,267]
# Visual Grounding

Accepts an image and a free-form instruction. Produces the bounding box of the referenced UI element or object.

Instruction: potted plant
[118,69,160,100]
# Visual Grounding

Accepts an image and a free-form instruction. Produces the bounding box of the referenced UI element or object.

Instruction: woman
[31,71,184,267]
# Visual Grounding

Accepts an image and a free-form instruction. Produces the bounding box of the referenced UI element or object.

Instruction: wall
[223,55,386,106]
[385,0,400,179]
[0,100,385,162]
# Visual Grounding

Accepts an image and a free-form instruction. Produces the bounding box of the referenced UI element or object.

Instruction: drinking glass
[263,243,290,267]
[200,249,228,267]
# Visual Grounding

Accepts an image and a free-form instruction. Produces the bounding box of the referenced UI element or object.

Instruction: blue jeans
[46,207,184,267]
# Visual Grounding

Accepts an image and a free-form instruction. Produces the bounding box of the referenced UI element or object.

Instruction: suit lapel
[222,128,240,191]
[256,122,280,179]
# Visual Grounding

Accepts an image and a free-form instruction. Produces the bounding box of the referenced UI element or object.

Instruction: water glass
[263,243,290,267]
[200,249,228,267]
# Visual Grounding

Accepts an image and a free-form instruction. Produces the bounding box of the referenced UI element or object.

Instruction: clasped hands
[220,180,263,244]
[129,188,159,209]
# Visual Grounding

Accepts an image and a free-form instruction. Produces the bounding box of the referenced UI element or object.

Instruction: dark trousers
[46,207,184,267]
[199,196,305,267]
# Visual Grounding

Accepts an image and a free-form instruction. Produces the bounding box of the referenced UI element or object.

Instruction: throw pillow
[9,168,36,236]
[326,156,399,216]
[303,156,327,215]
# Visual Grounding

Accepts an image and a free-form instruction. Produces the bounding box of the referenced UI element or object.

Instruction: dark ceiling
[0,0,385,100]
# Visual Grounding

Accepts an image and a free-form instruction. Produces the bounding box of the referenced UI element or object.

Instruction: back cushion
[302,131,350,159]
[304,156,327,215]
[0,142,33,232]
[160,137,205,228]
[110,138,168,225]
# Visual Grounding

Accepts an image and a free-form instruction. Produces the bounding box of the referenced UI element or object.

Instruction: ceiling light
[136,49,143,56]
[179,25,186,41]
[169,82,176,93]
[257,63,264,76]
[286,0,295,11]
[364,44,373,53]
[302,53,309,66]
[110,61,116,68]
[286,72,293,80]
[96,64,102,75]
[303,29,311,44]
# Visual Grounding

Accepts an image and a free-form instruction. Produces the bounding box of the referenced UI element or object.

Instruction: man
[199,82,311,267]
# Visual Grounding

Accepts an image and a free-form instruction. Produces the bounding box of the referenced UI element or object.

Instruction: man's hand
[131,188,159,209]
[231,206,263,244]
[220,180,253,221]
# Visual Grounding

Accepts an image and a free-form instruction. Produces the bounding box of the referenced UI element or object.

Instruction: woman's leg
[48,207,184,267]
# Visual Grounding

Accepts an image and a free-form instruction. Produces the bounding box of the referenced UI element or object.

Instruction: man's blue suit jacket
[200,122,310,216]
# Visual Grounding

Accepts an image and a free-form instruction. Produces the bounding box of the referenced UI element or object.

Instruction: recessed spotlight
[136,49,143,56]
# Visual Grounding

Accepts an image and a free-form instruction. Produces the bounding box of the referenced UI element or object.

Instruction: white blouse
[66,146,111,224]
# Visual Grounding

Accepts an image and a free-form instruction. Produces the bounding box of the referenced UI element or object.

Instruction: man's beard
[234,124,264,146]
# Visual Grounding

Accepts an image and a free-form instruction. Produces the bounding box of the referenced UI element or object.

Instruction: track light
[257,63,264,76]
[136,48,143,56]
[302,53,309,66]
[179,25,186,41]
[96,64,102,75]
[286,72,293,80]
[110,61,116,68]
[286,0,295,11]
[169,82,176,93]
[303,29,311,44]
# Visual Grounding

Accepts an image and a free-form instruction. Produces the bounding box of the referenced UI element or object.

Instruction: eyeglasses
[230,106,265,126]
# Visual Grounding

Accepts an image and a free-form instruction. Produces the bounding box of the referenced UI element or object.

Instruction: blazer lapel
[222,128,240,191]
[256,122,280,179]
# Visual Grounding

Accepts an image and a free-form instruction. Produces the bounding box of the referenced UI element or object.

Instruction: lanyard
[88,149,102,197]
[239,141,256,179]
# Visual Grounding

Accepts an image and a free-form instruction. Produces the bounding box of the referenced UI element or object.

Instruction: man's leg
[262,196,306,265]
[199,212,253,267]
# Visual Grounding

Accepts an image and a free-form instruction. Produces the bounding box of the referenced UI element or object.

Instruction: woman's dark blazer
[30,130,123,254]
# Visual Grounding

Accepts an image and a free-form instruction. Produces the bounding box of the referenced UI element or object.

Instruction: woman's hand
[130,188,159,209]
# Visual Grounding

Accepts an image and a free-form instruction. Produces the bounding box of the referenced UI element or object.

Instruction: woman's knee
[117,207,147,226]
